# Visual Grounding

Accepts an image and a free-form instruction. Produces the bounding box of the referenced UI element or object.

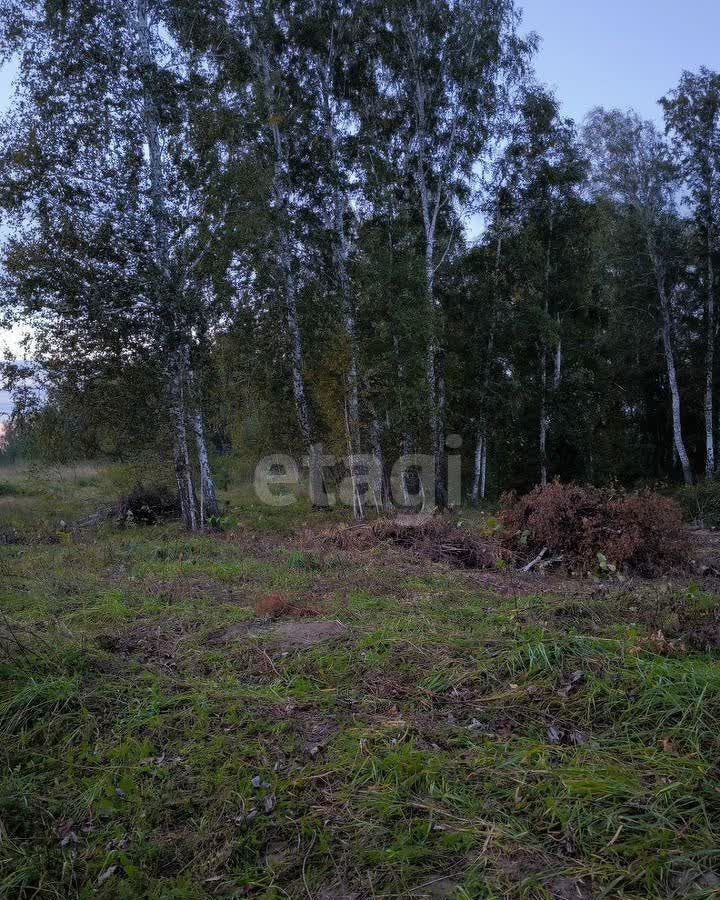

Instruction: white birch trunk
[705,221,715,477]
[369,412,393,514]
[401,433,413,507]
[539,343,548,487]
[648,240,694,485]
[188,375,220,525]
[474,232,501,501]
[134,0,199,529]
[412,73,445,507]
[258,43,327,507]
[480,434,488,500]
[169,353,198,531]
[471,430,484,504]
[539,228,553,487]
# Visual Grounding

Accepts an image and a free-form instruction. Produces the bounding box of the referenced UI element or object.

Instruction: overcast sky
[1,0,719,411]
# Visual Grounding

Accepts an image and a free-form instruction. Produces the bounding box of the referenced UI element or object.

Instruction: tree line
[1,0,719,528]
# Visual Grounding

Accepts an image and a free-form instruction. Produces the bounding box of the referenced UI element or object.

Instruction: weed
[0,462,718,897]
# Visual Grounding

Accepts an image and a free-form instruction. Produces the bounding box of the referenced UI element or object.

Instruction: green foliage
[105,459,176,496]
[676,481,720,527]
[2,0,719,496]
[206,513,238,533]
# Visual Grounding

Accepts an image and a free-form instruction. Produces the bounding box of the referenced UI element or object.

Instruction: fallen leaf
[57,821,78,848]
[234,809,258,827]
[558,670,584,699]
[96,865,117,886]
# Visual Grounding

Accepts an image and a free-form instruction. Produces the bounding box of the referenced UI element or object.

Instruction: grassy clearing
[1,465,719,897]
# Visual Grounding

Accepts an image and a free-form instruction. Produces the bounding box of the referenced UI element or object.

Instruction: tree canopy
[1,0,719,519]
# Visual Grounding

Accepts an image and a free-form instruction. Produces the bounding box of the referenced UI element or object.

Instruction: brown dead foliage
[674,602,720,652]
[631,629,687,657]
[254,593,322,620]
[326,516,508,569]
[208,618,348,651]
[501,481,689,573]
[99,621,194,665]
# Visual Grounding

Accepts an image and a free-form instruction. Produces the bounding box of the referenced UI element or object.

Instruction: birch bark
[411,65,445,507]
[134,0,203,530]
[258,42,327,507]
[315,50,365,516]
[539,226,553,487]
[705,218,716,477]
[471,432,484,504]
[472,233,501,502]
[648,239,694,485]
[188,367,220,524]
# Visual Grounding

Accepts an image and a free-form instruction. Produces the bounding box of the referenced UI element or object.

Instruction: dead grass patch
[255,593,322,620]
[325,516,508,569]
[248,619,349,650]
[141,574,248,606]
[208,619,349,652]
[99,621,196,665]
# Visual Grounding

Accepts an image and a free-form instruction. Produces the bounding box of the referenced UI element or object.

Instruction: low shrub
[676,481,720,528]
[117,484,180,526]
[106,458,175,495]
[500,481,688,572]
[604,492,687,569]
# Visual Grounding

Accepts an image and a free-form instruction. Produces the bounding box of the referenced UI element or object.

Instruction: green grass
[1,463,719,897]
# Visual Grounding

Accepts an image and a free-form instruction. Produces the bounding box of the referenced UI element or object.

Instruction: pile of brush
[117,485,180,526]
[328,514,508,569]
[500,481,689,574]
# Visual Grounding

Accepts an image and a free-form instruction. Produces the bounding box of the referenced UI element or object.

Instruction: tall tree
[662,69,720,477]
[585,109,695,485]
[294,1,373,516]
[0,0,222,527]
[365,0,530,507]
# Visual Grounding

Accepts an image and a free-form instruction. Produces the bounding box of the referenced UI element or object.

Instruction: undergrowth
[0,464,719,897]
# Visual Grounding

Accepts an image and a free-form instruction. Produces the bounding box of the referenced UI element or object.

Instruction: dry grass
[326,515,510,569]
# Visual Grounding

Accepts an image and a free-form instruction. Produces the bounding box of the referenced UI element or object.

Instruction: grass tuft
[0,461,719,897]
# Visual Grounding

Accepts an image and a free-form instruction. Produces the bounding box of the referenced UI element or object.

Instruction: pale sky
[1,0,718,412]
[520,0,720,125]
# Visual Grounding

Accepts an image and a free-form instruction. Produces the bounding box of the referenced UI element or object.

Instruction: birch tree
[662,69,720,478]
[0,0,221,527]
[294,1,372,516]
[367,0,529,507]
[212,2,327,507]
[133,0,199,528]
[585,109,695,486]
